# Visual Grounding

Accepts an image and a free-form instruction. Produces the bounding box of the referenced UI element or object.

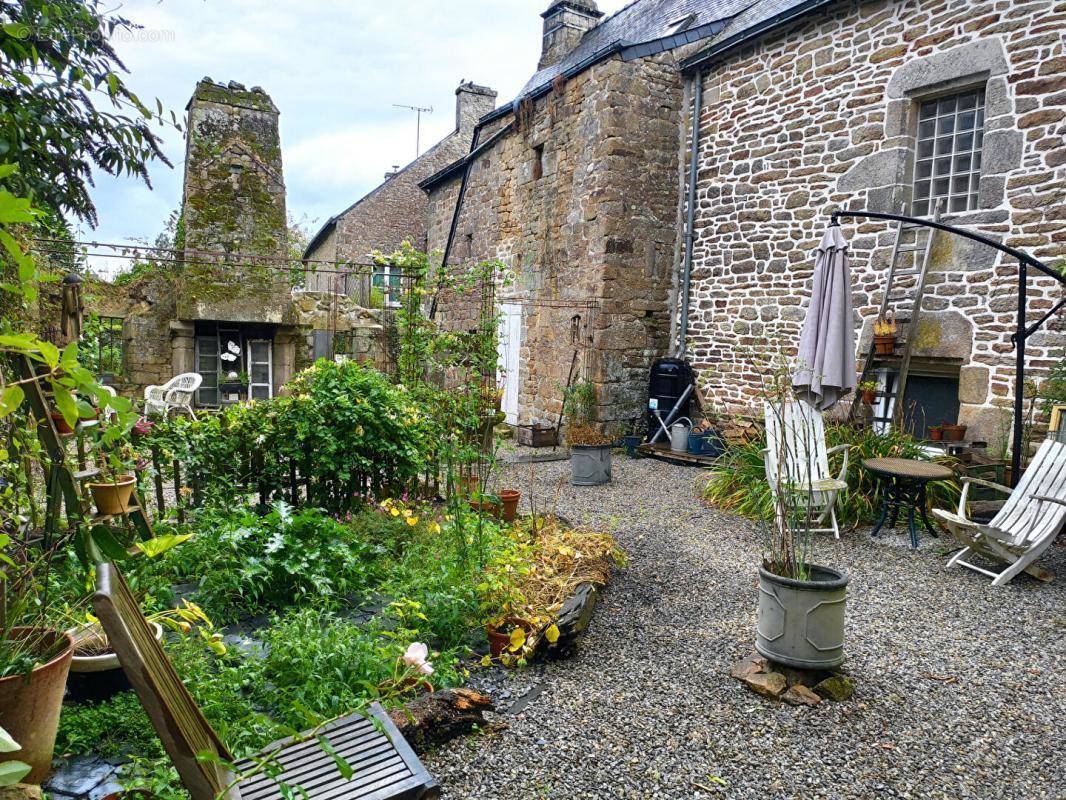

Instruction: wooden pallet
[636,442,721,466]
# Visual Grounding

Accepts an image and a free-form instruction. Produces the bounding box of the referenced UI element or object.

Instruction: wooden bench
[93,562,439,800]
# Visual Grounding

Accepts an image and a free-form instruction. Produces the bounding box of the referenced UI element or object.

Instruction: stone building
[303,81,497,275]
[88,79,385,405]
[424,0,1065,446]
[681,0,1066,446]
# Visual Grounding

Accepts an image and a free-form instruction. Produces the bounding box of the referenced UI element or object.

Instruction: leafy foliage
[0,0,173,224]
[158,503,383,623]
[704,422,960,529]
[144,359,428,513]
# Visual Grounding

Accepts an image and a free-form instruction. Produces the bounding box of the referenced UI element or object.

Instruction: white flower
[417,661,434,676]
[403,642,429,667]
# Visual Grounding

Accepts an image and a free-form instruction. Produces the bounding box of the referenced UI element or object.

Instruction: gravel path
[426,456,1066,799]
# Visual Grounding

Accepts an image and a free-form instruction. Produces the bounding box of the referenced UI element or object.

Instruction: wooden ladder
[854,201,943,426]
[17,356,152,542]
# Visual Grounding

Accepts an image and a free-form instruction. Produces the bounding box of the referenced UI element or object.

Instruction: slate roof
[519,0,760,97]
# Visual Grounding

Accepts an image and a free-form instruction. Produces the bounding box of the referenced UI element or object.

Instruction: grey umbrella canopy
[792,223,856,411]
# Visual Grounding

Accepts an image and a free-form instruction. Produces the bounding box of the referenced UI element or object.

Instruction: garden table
[863,457,955,549]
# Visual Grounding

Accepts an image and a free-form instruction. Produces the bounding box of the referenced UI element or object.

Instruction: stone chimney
[455,81,498,134]
[182,77,285,260]
[539,0,603,70]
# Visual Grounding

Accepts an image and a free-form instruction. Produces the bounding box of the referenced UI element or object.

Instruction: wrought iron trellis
[831,209,1066,485]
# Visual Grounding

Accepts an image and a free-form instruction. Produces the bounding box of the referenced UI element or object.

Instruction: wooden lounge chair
[763,402,851,539]
[933,438,1066,586]
[93,563,440,800]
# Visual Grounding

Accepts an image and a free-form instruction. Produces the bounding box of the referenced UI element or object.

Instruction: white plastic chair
[763,402,851,539]
[144,373,202,418]
[933,438,1066,586]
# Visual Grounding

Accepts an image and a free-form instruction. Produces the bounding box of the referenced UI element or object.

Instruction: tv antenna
[393,103,433,157]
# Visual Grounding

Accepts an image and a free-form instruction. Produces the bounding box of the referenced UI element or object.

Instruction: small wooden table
[863,457,955,549]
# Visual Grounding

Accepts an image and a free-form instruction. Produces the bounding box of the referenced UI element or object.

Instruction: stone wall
[426,53,686,429]
[307,83,497,269]
[685,0,1066,446]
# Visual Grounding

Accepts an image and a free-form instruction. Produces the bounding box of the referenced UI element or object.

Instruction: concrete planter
[569,445,611,486]
[67,622,163,704]
[756,564,847,670]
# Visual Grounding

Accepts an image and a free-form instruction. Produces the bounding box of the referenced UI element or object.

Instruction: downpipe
[676,71,703,359]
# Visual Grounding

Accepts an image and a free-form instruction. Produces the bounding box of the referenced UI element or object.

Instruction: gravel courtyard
[426,456,1066,800]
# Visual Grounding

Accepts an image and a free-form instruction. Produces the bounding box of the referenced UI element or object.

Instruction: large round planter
[67,622,163,704]
[0,628,74,784]
[755,565,847,670]
[87,475,136,516]
[569,445,611,486]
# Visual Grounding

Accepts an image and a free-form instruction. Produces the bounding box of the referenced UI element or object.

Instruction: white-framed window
[246,339,273,400]
[372,264,402,308]
[912,88,985,216]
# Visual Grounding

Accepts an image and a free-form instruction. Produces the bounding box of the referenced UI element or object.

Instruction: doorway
[497,303,522,426]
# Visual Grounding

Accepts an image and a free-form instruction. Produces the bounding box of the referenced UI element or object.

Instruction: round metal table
[863,457,955,549]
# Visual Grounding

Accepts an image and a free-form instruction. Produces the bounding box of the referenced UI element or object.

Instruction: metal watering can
[670,417,692,452]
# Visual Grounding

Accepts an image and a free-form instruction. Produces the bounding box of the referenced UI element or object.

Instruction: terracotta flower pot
[861,389,877,405]
[0,628,75,783]
[87,475,136,516]
[485,617,532,658]
[469,498,501,519]
[941,424,967,442]
[929,426,943,442]
[499,489,520,522]
[50,411,75,435]
[873,334,896,356]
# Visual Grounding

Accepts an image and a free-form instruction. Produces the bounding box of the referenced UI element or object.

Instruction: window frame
[911,86,986,217]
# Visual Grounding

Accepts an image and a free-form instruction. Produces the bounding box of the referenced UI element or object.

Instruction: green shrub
[160,503,384,623]
[143,359,429,512]
[704,423,959,528]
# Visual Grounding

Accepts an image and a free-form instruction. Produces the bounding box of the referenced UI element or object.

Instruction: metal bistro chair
[93,563,440,800]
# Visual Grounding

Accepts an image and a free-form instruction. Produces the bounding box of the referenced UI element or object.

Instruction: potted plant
[755,367,847,671]
[858,380,879,405]
[485,616,535,659]
[621,417,644,458]
[0,534,76,784]
[85,439,138,516]
[218,370,248,398]
[563,381,612,486]
[872,315,897,355]
[941,422,967,442]
[67,598,222,704]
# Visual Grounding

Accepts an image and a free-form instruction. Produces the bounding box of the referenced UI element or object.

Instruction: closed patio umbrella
[792,223,856,411]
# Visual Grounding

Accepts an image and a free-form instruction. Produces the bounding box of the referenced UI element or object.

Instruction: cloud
[86,0,633,246]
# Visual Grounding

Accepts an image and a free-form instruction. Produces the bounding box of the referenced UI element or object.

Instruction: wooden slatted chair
[933,438,1066,586]
[93,563,440,800]
[763,402,851,539]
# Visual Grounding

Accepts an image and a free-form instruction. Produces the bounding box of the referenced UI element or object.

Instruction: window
[912,89,985,216]
[246,340,272,400]
[532,144,544,181]
[81,315,124,381]
[371,264,402,308]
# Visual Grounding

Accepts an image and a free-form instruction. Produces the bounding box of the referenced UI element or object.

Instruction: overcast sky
[84,0,630,271]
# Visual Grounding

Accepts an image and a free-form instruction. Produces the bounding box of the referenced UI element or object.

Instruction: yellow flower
[390,508,400,517]
[406,516,419,527]
[430,522,442,534]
